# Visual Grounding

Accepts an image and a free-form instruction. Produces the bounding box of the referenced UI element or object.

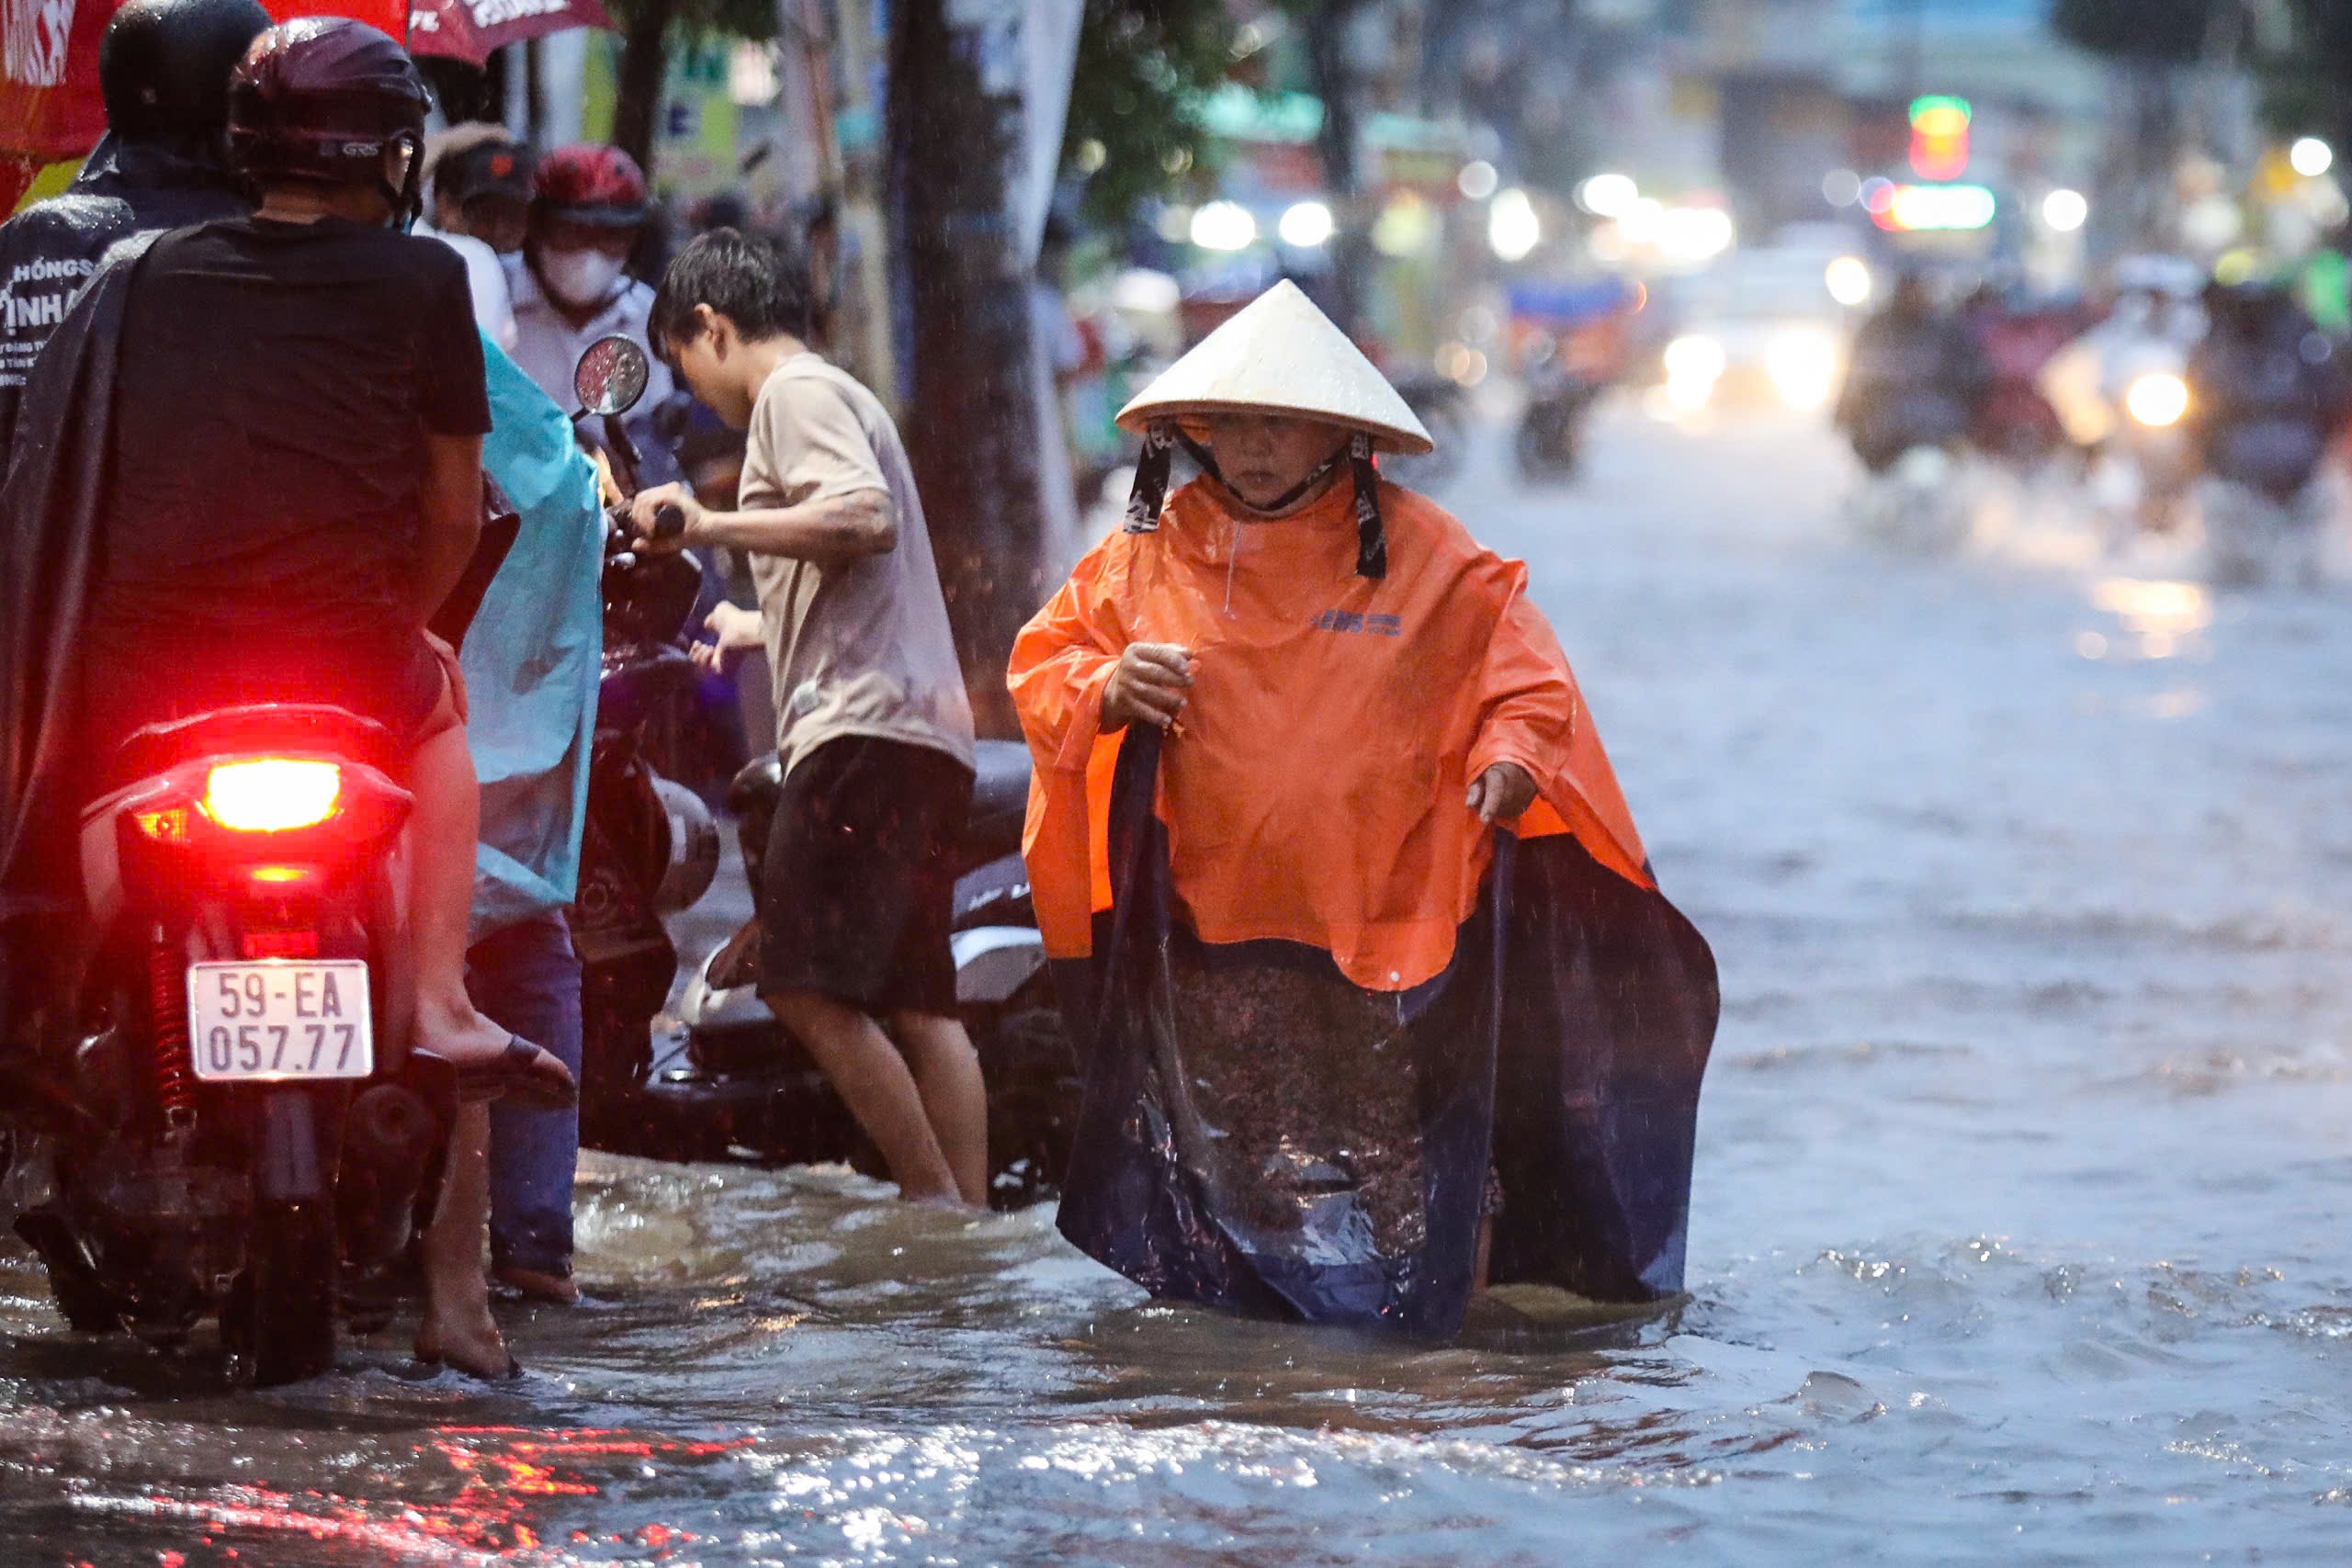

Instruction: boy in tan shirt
[627,229,985,1206]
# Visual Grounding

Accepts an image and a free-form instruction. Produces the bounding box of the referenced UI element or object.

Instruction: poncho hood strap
[1348,432,1385,579]
[1121,423,1176,534]
[1120,420,1387,581]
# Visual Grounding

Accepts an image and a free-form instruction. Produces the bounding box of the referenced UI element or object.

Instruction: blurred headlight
[1825,255,1873,307]
[2125,371,2188,428]
[1766,329,1840,411]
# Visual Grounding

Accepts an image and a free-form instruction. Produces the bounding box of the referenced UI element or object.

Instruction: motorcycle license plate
[186,961,374,1082]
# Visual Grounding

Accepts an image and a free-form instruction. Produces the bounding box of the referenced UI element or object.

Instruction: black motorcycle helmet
[226,18,433,225]
[98,0,272,145]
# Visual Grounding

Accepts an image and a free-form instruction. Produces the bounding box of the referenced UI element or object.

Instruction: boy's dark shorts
[759,736,974,1017]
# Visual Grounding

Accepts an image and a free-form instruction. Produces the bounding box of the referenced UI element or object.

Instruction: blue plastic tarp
[464,333,605,937]
[1054,727,1719,1337]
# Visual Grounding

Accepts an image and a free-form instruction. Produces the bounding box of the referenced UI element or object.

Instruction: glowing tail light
[133,807,190,843]
[201,760,344,833]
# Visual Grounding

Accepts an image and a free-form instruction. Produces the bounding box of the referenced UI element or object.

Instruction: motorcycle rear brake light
[241,929,322,960]
[247,865,314,886]
[133,807,190,843]
[201,760,343,833]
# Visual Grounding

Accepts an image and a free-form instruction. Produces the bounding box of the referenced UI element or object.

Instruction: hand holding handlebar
[627,483,702,553]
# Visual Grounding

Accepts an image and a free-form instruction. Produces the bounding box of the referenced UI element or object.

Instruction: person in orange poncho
[1011,282,1717,1336]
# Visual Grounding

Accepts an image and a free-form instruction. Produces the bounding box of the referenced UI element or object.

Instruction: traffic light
[1909,96,1972,182]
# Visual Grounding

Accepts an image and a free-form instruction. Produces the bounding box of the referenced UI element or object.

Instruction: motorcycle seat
[965,739,1033,868]
[725,740,1033,874]
[109,704,395,786]
[726,751,785,825]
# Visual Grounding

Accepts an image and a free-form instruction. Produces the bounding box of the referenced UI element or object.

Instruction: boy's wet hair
[650,226,815,355]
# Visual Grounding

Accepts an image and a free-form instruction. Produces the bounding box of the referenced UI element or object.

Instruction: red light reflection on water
[79,1426,747,1563]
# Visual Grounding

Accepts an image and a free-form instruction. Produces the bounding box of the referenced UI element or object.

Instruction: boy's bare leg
[407,716,512,1063]
[890,1011,988,1207]
[765,988,962,1203]
[416,1102,512,1377]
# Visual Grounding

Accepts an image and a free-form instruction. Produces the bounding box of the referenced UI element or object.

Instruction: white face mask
[539,247,626,309]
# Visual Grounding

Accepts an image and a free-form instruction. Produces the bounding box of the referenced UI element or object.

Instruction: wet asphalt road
[5,400,2352,1565]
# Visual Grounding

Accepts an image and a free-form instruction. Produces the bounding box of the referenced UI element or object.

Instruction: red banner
[0,0,406,167]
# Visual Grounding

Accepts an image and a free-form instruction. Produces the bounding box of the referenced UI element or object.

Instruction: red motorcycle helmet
[533,143,651,228]
[226,18,431,220]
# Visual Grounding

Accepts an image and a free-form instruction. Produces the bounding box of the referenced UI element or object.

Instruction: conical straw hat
[1116,279,1435,456]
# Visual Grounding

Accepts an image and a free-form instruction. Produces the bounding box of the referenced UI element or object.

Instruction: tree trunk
[887,0,1055,739]
[2128,61,2180,250]
[612,0,673,176]
[1307,0,1374,342]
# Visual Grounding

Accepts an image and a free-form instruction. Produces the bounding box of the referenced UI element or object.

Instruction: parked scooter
[560,339,1081,1206]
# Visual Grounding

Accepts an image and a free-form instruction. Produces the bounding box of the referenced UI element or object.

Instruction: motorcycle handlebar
[605,502,689,562]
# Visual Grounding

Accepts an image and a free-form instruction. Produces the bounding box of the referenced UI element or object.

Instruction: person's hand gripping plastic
[1465,761,1536,825]
[1102,642,1193,732]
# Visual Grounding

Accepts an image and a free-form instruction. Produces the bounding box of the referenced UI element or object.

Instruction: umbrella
[407,0,617,66]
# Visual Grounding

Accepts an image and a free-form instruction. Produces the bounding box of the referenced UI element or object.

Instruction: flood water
[6,407,2352,1565]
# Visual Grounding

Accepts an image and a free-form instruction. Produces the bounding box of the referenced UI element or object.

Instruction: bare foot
[416,1306,518,1381]
[493,1264,581,1305]
[417,1103,519,1380]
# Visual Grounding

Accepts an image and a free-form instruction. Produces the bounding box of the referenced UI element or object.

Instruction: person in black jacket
[1834,271,1993,473]
[0,0,269,447]
[1,17,575,1381]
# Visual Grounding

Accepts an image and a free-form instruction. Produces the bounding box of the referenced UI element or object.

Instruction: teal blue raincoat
[465,334,605,936]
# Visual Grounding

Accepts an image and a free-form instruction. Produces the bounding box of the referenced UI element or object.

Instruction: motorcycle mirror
[574,334,651,419]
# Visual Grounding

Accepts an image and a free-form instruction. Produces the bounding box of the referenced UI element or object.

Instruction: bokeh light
[1277,200,1334,249]
[1825,254,1873,307]
[2041,187,2088,232]
[1488,188,1542,261]
[1575,173,1638,218]
[1189,200,1258,252]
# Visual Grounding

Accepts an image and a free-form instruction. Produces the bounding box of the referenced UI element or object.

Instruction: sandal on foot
[415,1034,577,1110]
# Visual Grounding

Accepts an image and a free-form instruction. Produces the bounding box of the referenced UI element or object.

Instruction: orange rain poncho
[1010,473,1656,993]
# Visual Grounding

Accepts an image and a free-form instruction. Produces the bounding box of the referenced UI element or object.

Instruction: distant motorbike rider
[1835,271,1991,473]
[506,143,674,410]
[2184,281,2352,502]
[0,0,270,446]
